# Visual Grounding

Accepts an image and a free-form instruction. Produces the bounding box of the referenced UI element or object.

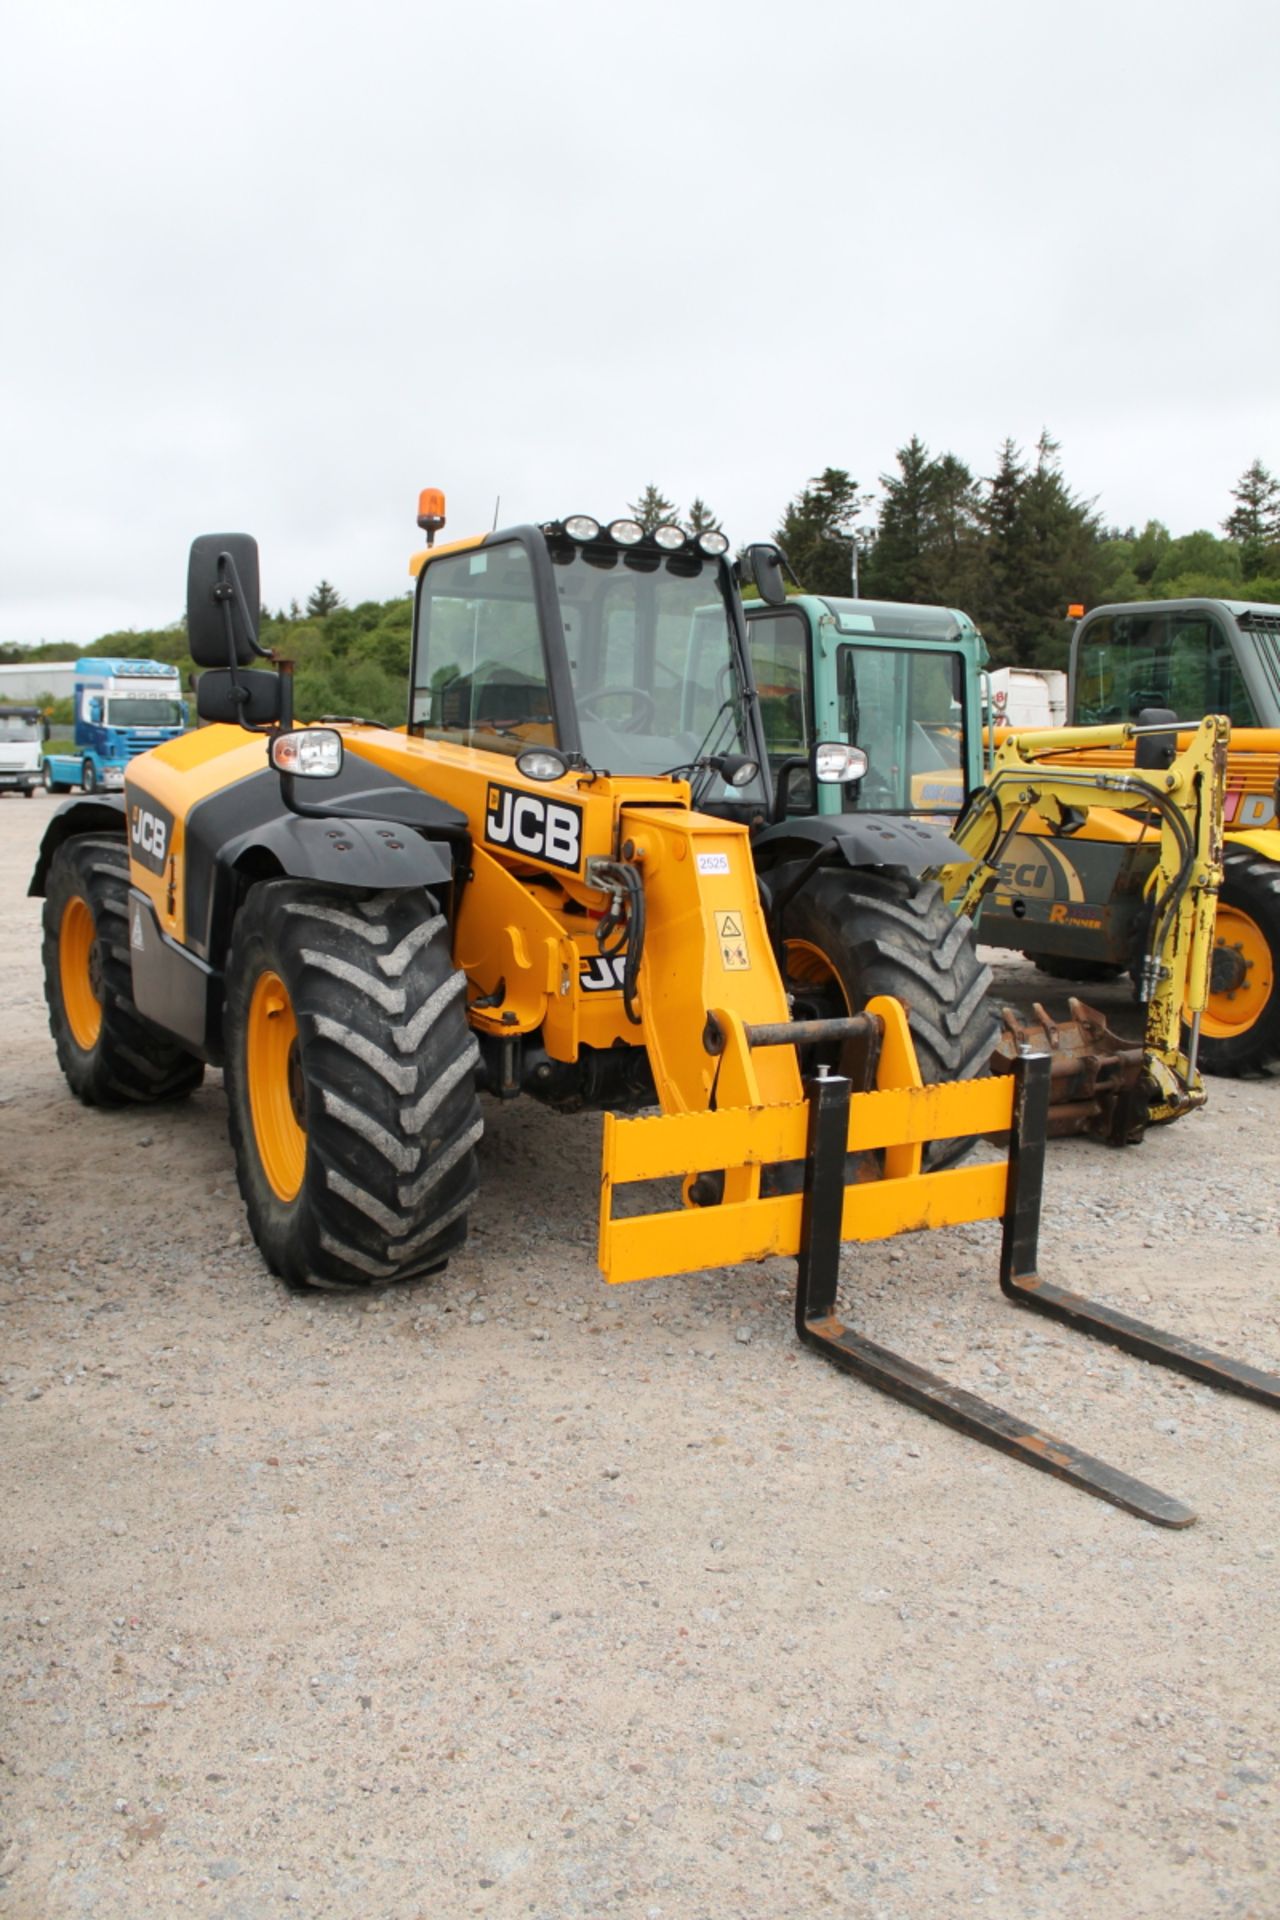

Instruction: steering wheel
[578,686,658,732]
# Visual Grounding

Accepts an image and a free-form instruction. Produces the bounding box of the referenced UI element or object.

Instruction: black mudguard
[751,811,969,877]
[228,809,454,890]
[29,795,128,896]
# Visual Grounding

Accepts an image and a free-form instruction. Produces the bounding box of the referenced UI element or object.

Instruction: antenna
[492,495,501,531]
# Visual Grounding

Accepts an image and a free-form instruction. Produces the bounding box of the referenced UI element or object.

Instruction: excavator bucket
[989,996,1154,1145]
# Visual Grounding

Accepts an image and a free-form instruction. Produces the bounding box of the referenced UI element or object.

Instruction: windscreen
[1074,610,1259,725]
[107,697,183,727]
[551,541,764,801]
[0,713,40,741]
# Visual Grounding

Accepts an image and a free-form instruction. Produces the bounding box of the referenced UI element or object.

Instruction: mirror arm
[215,552,272,660]
[214,561,292,736]
[771,754,808,823]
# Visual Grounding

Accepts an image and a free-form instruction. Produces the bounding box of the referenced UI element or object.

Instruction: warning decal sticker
[714,910,750,971]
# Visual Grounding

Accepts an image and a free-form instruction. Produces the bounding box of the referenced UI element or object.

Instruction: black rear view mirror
[742,543,789,609]
[197,668,283,726]
[188,533,261,668]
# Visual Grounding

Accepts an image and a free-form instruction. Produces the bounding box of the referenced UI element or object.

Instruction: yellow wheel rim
[59,895,102,1050]
[1200,904,1274,1039]
[246,969,306,1202]
[784,939,853,1014]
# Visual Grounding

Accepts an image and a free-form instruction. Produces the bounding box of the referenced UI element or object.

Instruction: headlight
[707,752,759,789]
[608,519,644,546]
[814,742,868,785]
[698,530,729,556]
[653,523,686,550]
[516,748,569,782]
[270,728,344,778]
[564,515,600,541]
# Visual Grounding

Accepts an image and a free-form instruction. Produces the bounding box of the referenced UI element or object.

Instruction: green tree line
[6,454,1278,720]
[772,444,1280,669]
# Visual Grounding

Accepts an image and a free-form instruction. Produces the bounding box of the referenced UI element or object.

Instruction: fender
[28,795,127,896]
[177,761,469,959]
[195,812,457,966]
[226,810,455,891]
[1229,828,1280,864]
[144,814,461,1065]
[751,811,970,876]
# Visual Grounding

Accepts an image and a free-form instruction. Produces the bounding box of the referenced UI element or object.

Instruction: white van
[0,706,46,797]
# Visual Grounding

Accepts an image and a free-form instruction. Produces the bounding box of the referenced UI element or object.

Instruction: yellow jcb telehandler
[30,499,1280,1527]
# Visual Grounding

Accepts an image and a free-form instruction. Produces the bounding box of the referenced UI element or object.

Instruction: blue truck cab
[42,658,186,794]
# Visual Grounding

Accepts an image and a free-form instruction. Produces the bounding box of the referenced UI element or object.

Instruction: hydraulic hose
[594,859,646,1026]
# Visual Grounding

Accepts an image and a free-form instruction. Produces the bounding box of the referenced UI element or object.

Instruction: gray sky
[2,0,1277,645]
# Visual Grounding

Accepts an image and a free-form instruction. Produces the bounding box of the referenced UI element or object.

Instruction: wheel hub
[1210,941,1249,998]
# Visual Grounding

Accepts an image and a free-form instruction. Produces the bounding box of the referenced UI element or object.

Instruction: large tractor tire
[782,865,998,1168]
[42,835,205,1106]
[1196,847,1280,1076]
[223,880,483,1290]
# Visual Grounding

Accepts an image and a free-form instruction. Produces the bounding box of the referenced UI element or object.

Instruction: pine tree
[684,497,722,537]
[1224,460,1280,579]
[306,581,343,618]
[628,485,678,532]
[775,468,868,596]
[978,434,1101,667]
[865,436,934,600]
[862,439,987,610]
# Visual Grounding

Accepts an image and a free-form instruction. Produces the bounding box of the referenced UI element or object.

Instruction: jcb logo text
[127,793,175,877]
[485,783,582,871]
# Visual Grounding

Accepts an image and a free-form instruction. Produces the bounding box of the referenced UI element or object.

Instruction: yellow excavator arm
[931,715,1229,1129]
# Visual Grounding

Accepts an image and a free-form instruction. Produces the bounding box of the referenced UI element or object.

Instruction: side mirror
[188,533,261,667]
[814,742,868,784]
[42,718,51,742]
[88,697,103,725]
[743,543,789,609]
[197,668,283,726]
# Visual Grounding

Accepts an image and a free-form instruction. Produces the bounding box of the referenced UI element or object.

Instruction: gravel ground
[2,792,1278,1920]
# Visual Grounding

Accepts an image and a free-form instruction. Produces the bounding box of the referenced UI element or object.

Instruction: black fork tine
[794,1062,1195,1529]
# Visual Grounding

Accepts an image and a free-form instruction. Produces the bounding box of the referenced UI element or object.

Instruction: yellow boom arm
[932,715,1229,1124]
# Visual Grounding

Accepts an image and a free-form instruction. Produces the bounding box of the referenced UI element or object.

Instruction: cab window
[838,645,967,814]
[411,542,553,755]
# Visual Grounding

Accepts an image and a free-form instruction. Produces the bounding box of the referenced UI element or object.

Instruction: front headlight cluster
[560,516,729,558]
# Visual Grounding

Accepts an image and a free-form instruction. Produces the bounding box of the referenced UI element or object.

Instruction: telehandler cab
[31,501,1280,1527]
